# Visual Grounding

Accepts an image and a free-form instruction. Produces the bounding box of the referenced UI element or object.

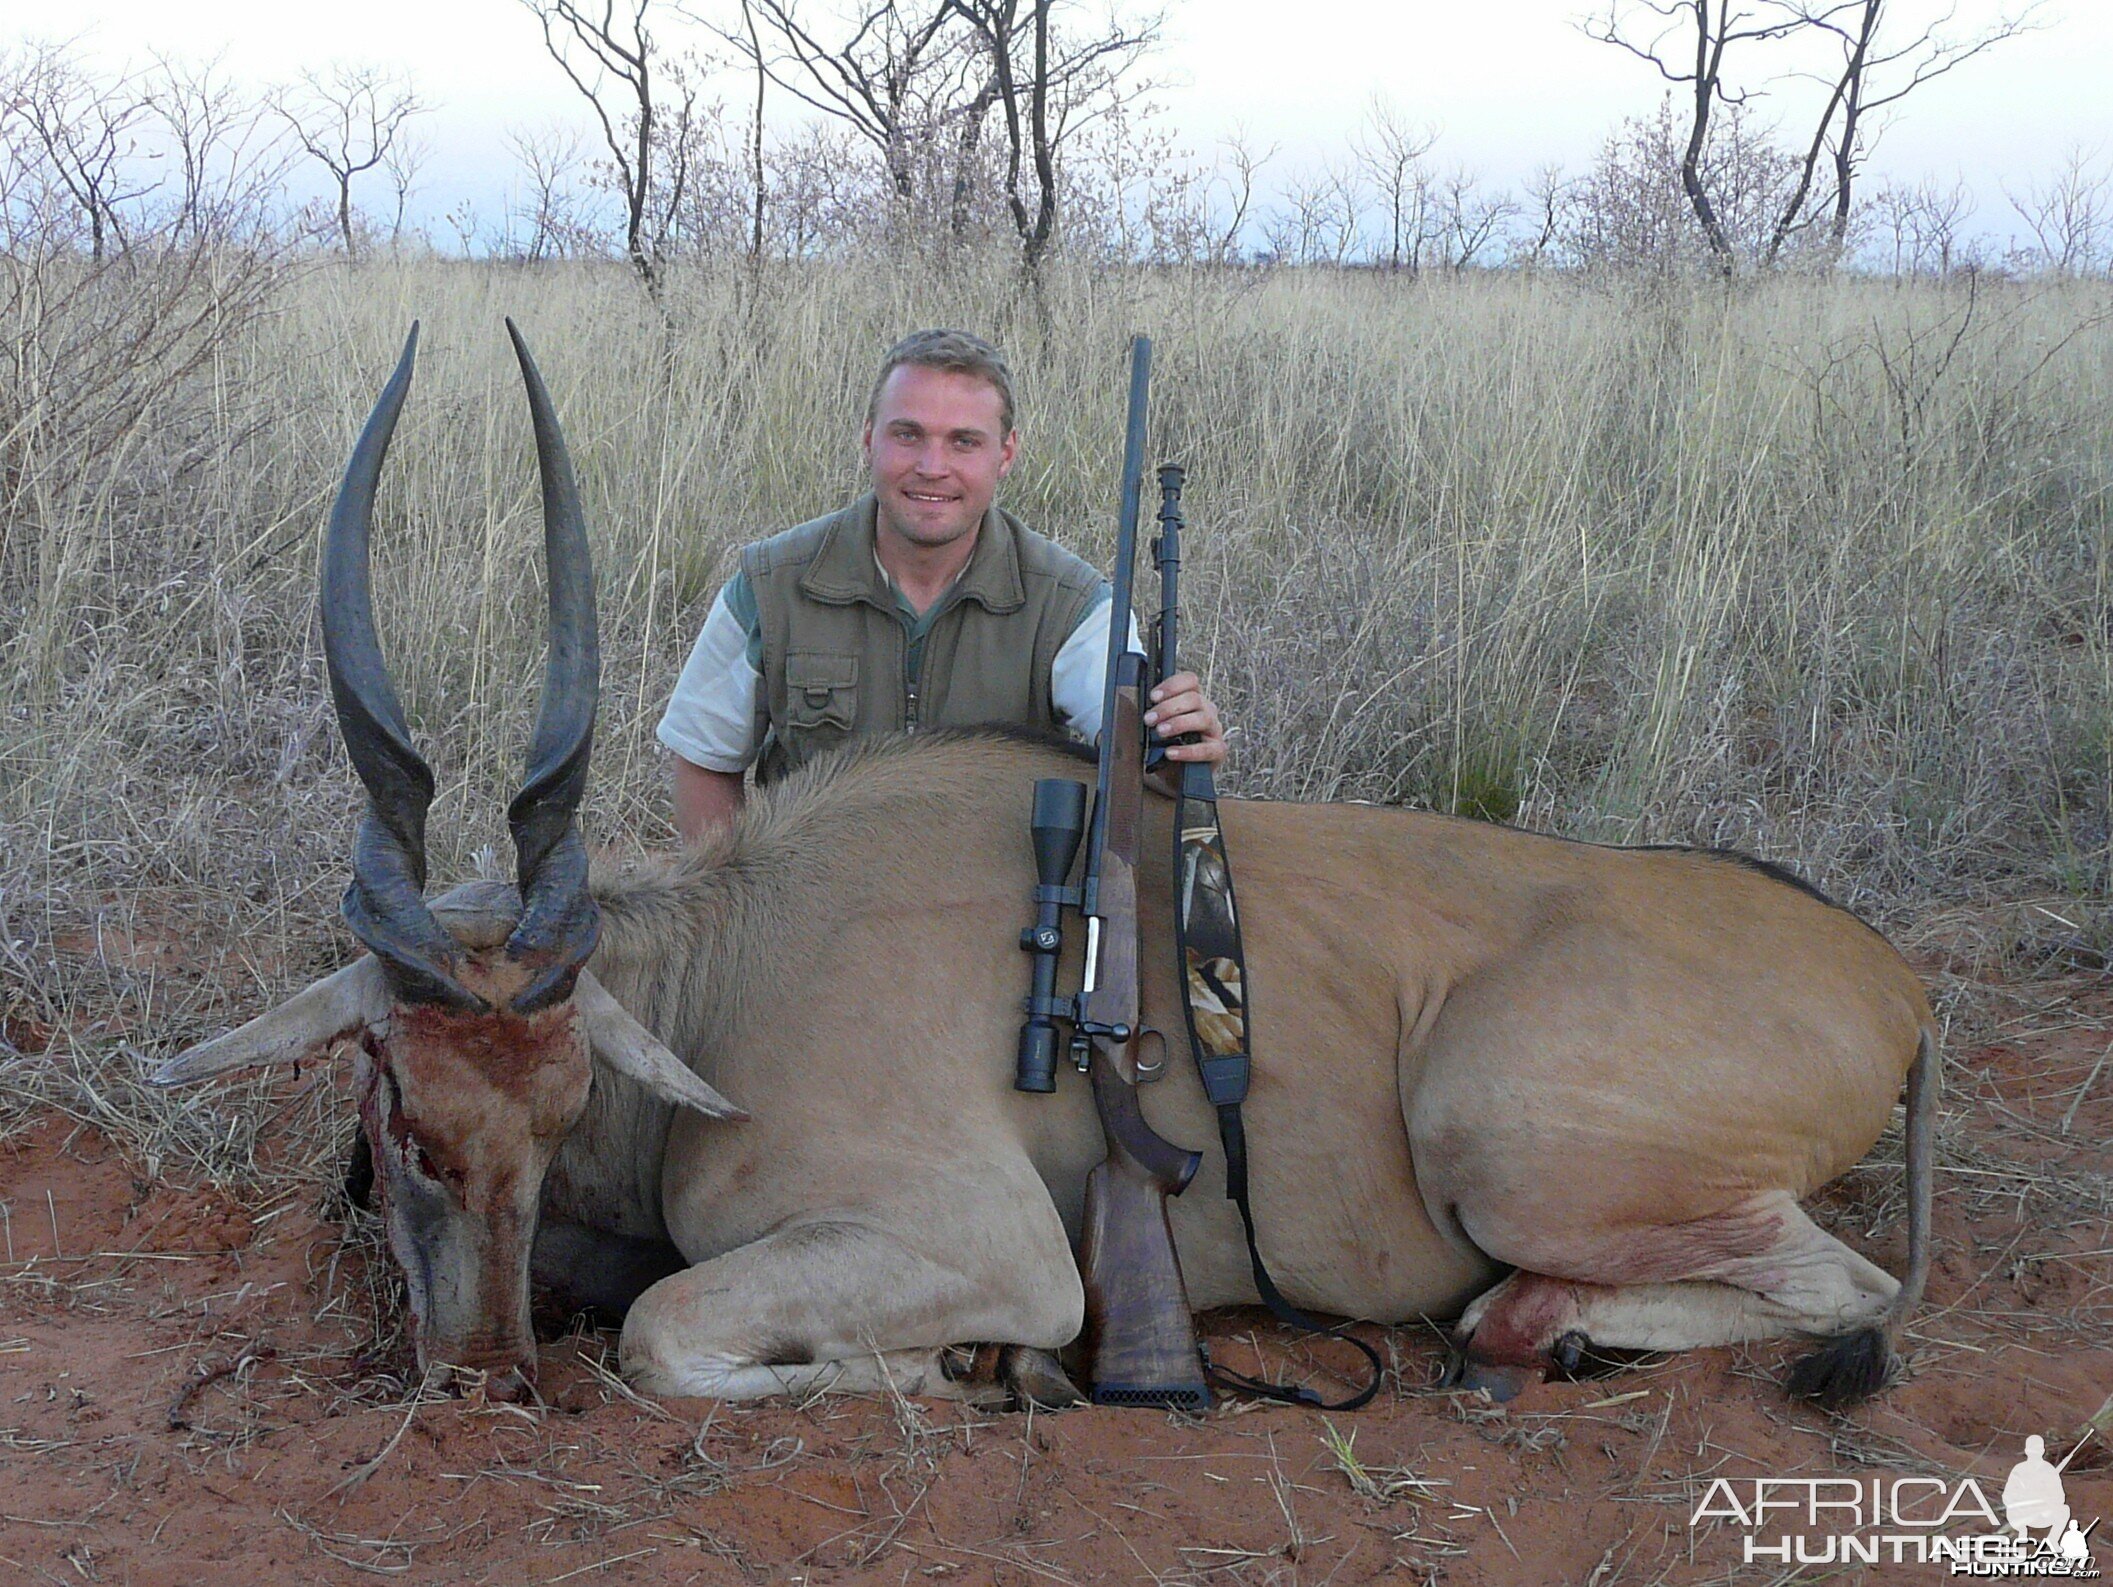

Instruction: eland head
[152,322,742,1400]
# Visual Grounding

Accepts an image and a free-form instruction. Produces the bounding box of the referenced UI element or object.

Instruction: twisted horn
[323,324,486,1012]
[501,318,600,1013]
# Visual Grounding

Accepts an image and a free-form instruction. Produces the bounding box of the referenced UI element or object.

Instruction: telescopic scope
[1014,777,1088,1093]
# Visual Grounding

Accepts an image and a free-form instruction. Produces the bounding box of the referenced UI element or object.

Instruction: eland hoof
[1552,1330,1590,1376]
[1001,1346,1086,1410]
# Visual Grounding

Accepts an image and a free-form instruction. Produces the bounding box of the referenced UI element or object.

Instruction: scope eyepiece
[1015,1022,1060,1094]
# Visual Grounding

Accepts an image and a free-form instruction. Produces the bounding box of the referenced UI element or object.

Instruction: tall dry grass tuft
[2,251,2110,1175]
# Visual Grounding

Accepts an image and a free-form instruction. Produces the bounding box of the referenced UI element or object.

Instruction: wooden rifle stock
[1079,1051,1207,1408]
[1076,655,1211,1409]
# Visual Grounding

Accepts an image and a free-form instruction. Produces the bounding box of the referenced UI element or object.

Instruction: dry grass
[2,252,2111,1177]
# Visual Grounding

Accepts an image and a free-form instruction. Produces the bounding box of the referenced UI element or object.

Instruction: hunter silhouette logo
[2004,1437,2098,1572]
[1690,1430,2101,1574]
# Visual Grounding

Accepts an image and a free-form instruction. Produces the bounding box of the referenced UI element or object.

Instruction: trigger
[1135,1026,1170,1081]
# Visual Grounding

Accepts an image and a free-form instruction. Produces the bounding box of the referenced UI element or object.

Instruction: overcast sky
[19,1,2113,243]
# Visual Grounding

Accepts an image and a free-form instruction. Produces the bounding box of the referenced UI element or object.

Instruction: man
[658,329,1226,839]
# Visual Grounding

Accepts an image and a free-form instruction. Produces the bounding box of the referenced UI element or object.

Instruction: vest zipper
[904,624,921,732]
[903,581,958,733]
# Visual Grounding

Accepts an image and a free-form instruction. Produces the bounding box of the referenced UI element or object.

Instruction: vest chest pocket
[784,652,858,732]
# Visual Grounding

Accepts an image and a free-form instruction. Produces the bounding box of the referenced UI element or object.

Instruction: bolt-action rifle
[1012,335,1210,1410]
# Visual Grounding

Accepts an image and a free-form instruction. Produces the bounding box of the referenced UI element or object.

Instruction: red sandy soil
[2,980,2109,1586]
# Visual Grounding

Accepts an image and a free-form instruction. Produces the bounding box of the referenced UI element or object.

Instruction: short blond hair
[867,328,1015,434]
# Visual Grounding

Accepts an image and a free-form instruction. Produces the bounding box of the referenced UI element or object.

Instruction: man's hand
[1144,671,1227,766]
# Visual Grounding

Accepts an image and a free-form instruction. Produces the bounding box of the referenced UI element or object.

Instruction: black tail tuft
[1785,1326,1896,1407]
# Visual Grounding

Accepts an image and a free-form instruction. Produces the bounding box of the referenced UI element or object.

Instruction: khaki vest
[741,494,1103,783]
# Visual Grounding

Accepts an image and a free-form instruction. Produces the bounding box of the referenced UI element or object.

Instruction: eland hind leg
[1448,1192,1899,1400]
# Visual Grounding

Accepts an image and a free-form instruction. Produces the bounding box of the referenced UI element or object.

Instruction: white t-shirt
[657,574,1143,774]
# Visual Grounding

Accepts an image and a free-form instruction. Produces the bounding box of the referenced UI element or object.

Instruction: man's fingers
[1145,674,1227,765]
[1152,708,1213,738]
[1144,690,1206,727]
[1148,671,1201,706]
[1165,733,1228,765]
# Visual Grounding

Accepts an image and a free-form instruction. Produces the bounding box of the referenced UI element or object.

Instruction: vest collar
[798,493,1028,615]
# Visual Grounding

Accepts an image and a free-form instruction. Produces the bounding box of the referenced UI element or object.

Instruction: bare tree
[1909,175,1973,274]
[1589,2,2036,273]
[1584,1,1804,272]
[1266,164,1352,266]
[0,44,299,523]
[380,129,430,244]
[271,64,427,255]
[718,0,1154,256]
[646,59,706,255]
[943,0,1160,268]
[647,68,771,259]
[737,0,768,255]
[440,199,482,254]
[765,117,872,253]
[2008,147,2111,277]
[1209,129,1272,265]
[1764,0,2037,264]
[521,0,681,291]
[1116,122,1215,265]
[1520,162,1577,266]
[507,122,602,260]
[10,42,153,260]
[1570,98,1710,274]
[1866,175,1974,276]
[1324,160,1367,265]
[142,53,291,246]
[1352,97,1436,272]
[943,69,1005,241]
[1760,0,1873,262]
[947,0,1052,261]
[722,2,961,203]
[1866,178,1916,275]
[1434,167,1517,270]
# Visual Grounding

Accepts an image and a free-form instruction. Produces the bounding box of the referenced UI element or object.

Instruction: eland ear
[150,956,392,1086]
[573,971,748,1121]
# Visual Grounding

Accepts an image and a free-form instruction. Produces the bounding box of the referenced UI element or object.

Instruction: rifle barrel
[1153,464,1185,695]
[1101,336,1152,725]
[1084,336,1152,921]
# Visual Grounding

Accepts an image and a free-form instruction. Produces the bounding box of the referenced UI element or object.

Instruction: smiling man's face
[862,363,1018,554]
